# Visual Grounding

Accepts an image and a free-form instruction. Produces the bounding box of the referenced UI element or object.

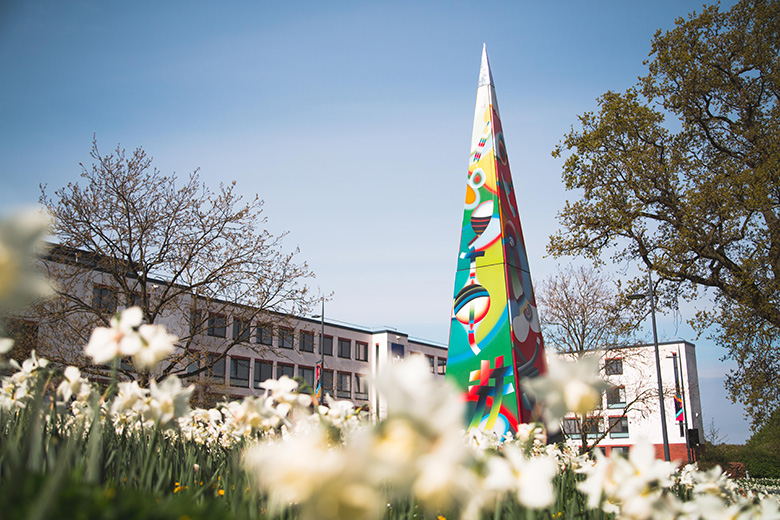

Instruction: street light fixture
[628,270,671,462]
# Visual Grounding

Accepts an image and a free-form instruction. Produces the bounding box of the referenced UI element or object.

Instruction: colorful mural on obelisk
[446,45,548,436]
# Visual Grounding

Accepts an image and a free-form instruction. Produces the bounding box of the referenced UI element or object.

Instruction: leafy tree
[548,0,780,429]
[537,265,659,453]
[35,139,315,384]
[743,408,780,477]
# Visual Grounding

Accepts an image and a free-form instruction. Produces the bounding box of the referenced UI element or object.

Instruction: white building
[14,244,447,416]
[561,341,704,462]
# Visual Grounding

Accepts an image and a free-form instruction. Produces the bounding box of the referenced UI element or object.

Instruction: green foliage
[548,0,780,428]
[744,409,780,478]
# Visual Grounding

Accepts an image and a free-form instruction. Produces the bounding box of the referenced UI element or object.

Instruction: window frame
[609,416,630,438]
[300,330,315,353]
[320,335,333,356]
[233,318,251,342]
[278,328,294,349]
[207,313,227,338]
[206,353,226,383]
[93,285,118,314]
[256,324,273,346]
[298,365,315,394]
[337,338,351,359]
[355,341,368,362]
[336,371,351,399]
[607,385,627,408]
[354,373,368,400]
[253,360,274,389]
[276,362,294,380]
[437,357,446,375]
[605,358,623,375]
[229,356,250,387]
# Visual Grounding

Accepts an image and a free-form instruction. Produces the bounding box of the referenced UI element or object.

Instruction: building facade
[561,341,704,462]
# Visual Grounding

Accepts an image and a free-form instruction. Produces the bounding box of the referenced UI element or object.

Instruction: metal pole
[649,271,671,461]
[319,298,325,406]
[677,343,692,462]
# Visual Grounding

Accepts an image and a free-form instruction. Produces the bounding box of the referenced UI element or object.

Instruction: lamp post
[313,298,325,406]
[628,270,671,461]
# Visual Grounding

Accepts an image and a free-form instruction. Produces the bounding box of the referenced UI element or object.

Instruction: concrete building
[561,341,704,462]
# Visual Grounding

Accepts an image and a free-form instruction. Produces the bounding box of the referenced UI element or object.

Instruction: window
[230,357,250,387]
[279,328,294,349]
[337,371,351,399]
[582,417,604,437]
[562,418,580,437]
[299,366,315,394]
[300,331,314,352]
[607,386,626,408]
[276,363,294,379]
[207,314,227,338]
[206,353,226,383]
[426,355,435,373]
[256,325,273,346]
[185,355,200,379]
[93,285,118,314]
[338,338,351,359]
[605,358,623,375]
[320,335,333,356]
[354,373,368,400]
[233,318,251,342]
[322,369,334,395]
[437,358,447,375]
[611,446,630,457]
[355,342,368,361]
[609,416,630,438]
[254,360,273,389]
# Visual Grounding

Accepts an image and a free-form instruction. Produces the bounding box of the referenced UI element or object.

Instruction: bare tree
[34,139,316,385]
[537,265,663,453]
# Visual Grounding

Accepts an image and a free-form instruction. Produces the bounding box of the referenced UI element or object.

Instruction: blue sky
[0,0,750,442]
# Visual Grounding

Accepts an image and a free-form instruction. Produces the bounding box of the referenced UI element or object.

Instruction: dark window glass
[609,416,630,437]
[299,366,314,393]
[322,369,334,395]
[605,358,623,375]
[355,342,368,361]
[256,325,273,345]
[208,314,227,338]
[206,353,226,383]
[337,371,351,399]
[93,286,118,314]
[354,373,368,400]
[233,318,251,342]
[338,338,351,359]
[230,357,250,387]
[607,386,626,407]
[582,417,604,437]
[437,358,446,375]
[254,360,273,388]
[320,335,333,356]
[300,331,314,352]
[279,328,294,349]
[562,418,580,437]
[276,363,294,379]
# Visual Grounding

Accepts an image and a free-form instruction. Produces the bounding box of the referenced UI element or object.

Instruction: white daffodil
[56,365,92,403]
[145,375,193,427]
[132,323,177,369]
[522,355,611,432]
[84,306,144,363]
[0,208,53,311]
[484,443,557,509]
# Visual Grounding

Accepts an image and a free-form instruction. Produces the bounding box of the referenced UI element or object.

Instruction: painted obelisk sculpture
[446,46,548,435]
